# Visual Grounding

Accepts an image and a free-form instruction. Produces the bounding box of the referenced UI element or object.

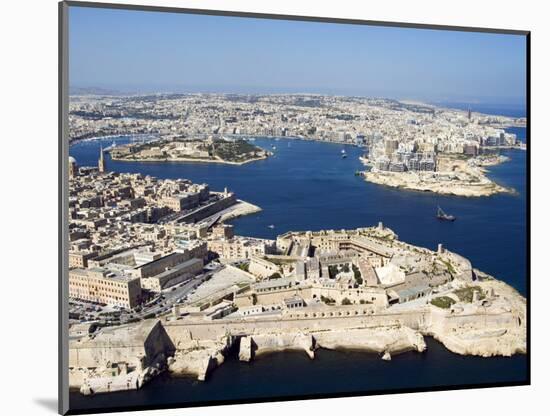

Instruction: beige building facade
[69,268,142,309]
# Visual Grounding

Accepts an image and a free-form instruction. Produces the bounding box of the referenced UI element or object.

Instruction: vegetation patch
[352,264,363,285]
[430,296,456,309]
[441,259,456,275]
[328,265,339,279]
[212,139,263,162]
[320,295,336,305]
[454,286,485,303]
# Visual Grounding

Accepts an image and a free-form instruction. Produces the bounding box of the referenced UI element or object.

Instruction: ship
[436,206,456,222]
[268,224,275,229]
[341,149,347,158]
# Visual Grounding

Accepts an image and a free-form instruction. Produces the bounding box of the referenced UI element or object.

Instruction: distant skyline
[69,6,527,106]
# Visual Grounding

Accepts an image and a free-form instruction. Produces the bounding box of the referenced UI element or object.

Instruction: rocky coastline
[68,229,526,395]
[360,152,517,197]
[362,170,513,197]
[70,275,526,394]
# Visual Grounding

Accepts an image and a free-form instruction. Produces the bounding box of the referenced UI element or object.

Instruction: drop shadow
[34,398,58,413]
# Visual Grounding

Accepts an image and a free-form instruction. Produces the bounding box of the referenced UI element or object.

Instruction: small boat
[104,141,117,151]
[268,224,275,229]
[272,145,276,150]
[436,206,456,222]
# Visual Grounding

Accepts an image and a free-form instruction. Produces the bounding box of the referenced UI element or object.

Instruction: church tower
[68,156,78,178]
[98,146,106,173]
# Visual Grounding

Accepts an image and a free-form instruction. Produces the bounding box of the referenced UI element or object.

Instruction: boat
[341,149,347,159]
[436,206,456,221]
[268,224,275,229]
[272,145,277,150]
[104,141,117,151]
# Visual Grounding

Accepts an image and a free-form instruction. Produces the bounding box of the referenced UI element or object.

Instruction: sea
[68,111,528,411]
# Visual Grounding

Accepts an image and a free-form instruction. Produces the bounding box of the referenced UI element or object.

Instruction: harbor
[68,126,527,413]
[70,130,527,295]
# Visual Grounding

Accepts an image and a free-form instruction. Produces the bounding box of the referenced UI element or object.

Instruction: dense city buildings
[67,93,527,397]
[69,94,525,149]
[68,153,258,316]
[69,93,525,197]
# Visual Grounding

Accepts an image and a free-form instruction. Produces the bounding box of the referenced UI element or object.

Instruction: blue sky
[69,6,526,105]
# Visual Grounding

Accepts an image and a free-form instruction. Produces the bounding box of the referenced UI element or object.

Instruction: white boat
[268,224,275,229]
[104,141,117,151]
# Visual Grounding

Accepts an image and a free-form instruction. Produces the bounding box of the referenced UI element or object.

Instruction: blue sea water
[68,126,528,411]
[70,338,526,412]
[432,102,526,118]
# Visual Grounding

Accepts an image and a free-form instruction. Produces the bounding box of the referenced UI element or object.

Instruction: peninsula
[70,222,527,395]
[66,95,527,397]
[70,93,525,197]
[361,154,514,197]
[67,159,526,395]
[109,136,270,165]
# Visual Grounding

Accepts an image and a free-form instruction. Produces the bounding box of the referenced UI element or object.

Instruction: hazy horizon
[69,6,527,107]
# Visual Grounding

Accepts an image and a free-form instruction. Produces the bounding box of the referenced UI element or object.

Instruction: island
[70,93,526,197]
[67,159,526,395]
[109,136,271,165]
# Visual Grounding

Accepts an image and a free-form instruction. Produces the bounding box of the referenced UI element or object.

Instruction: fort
[109,136,270,165]
[68,224,526,395]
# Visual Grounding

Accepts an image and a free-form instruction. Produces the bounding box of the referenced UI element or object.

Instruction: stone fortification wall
[164,308,430,343]
[69,320,174,369]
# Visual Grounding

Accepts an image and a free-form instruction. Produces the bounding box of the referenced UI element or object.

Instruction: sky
[69,6,527,106]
